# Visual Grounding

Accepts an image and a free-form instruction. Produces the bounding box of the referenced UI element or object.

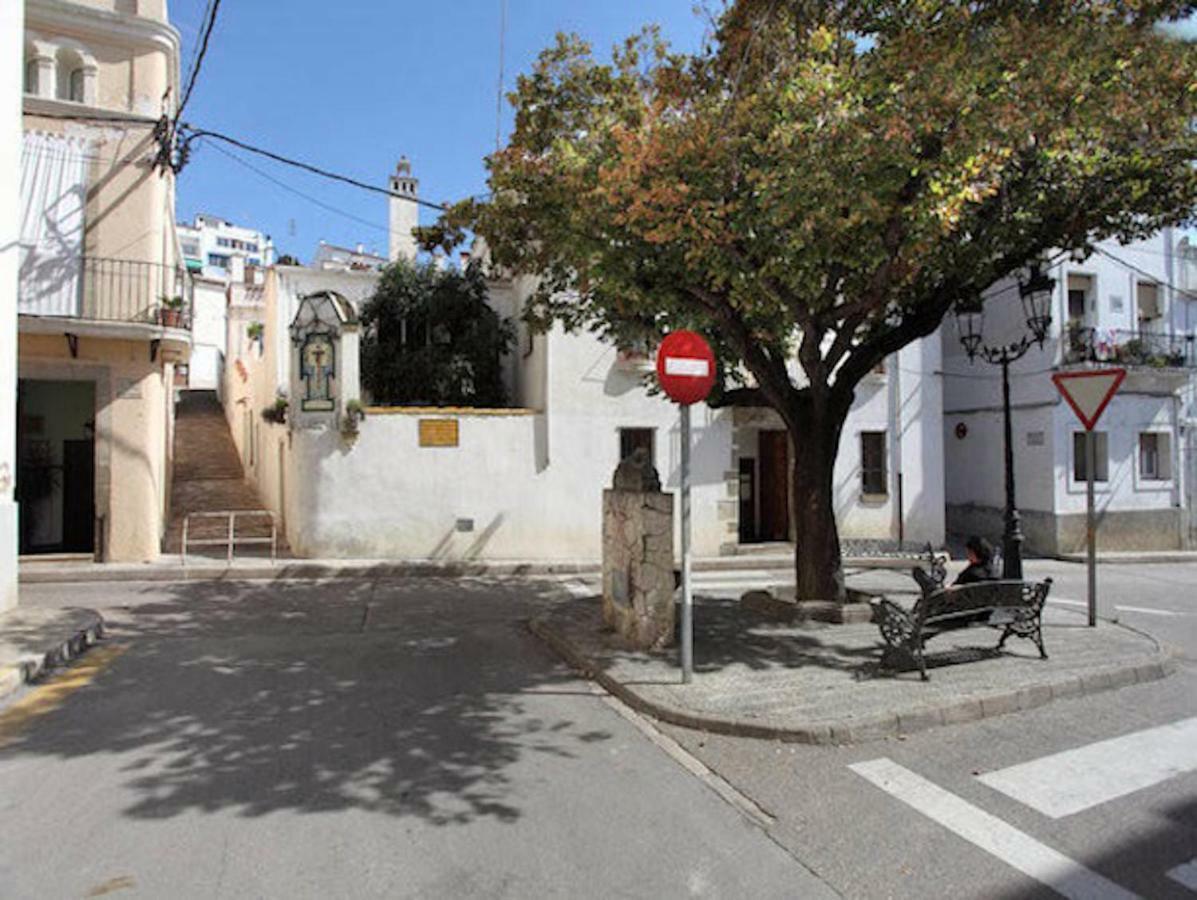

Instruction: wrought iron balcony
[1063,326,1196,369]
[17,255,193,330]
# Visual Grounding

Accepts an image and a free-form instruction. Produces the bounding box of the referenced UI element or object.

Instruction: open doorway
[16,379,96,555]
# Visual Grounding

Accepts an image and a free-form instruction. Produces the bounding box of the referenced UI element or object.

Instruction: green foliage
[425,0,1197,596]
[276,254,301,266]
[246,321,264,341]
[360,258,515,408]
[261,396,288,425]
[431,1,1195,416]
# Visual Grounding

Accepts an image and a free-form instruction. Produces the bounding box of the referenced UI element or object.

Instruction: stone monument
[602,449,675,649]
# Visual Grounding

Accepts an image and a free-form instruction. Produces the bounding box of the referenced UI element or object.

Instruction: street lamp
[954,264,1055,580]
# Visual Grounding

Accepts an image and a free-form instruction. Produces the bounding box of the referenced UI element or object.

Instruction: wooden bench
[874,578,1053,680]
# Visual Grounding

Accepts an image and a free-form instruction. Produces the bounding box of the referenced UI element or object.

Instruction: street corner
[0,606,107,703]
[529,595,1174,746]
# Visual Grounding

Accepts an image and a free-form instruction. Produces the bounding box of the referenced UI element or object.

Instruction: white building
[388,156,419,263]
[177,213,274,390]
[1,0,23,611]
[216,159,945,562]
[943,231,1197,554]
[310,241,387,272]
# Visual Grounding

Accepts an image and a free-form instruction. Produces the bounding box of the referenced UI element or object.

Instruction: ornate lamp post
[954,265,1055,579]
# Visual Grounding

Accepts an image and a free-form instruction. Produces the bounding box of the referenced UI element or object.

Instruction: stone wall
[601,489,675,649]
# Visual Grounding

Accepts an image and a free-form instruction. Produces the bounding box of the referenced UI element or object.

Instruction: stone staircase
[165,391,281,557]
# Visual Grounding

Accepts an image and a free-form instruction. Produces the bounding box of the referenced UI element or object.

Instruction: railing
[1063,326,1197,369]
[181,510,277,566]
[18,255,193,329]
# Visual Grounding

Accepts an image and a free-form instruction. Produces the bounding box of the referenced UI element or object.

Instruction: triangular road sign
[1052,368,1126,431]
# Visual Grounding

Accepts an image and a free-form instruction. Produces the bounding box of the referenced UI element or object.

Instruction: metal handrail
[181,509,276,566]
[1064,325,1196,368]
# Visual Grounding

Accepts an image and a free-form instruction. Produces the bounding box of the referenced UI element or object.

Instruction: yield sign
[1052,368,1126,431]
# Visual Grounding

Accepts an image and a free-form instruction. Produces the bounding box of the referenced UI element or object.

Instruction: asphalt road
[6,561,1197,899]
[1,577,833,900]
[650,558,1197,899]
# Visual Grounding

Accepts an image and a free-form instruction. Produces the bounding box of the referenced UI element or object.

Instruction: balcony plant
[158,295,185,328]
[261,396,288,425]
[340,399,366,443]
[246,321,265,345]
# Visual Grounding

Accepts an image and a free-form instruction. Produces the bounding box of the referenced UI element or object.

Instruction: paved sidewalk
[530,595,1172,745]
[0,606,105,700]
[17,549,934,584]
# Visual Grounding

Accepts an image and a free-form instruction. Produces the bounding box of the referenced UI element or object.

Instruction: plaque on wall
[418,418,459,447]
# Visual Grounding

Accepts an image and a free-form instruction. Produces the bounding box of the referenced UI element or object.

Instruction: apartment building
[18,0,188,562]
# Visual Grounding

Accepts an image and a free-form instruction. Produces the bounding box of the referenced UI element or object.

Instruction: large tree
[424,1,1197,601]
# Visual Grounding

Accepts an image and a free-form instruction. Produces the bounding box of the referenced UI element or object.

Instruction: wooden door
[738,457,756,543]
[758,430,790,542]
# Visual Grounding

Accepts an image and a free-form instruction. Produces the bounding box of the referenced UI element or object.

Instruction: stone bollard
[601,449,675,649]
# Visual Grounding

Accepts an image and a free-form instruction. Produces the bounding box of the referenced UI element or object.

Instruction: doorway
[16,379,96,555]
[757,430,790,542]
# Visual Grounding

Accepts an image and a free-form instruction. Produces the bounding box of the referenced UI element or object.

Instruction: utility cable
[176,0,221,123]
[179,126,448,211]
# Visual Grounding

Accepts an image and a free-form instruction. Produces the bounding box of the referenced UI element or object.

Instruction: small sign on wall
[419,418,459,447]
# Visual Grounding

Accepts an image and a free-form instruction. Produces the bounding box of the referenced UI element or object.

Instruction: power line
[1095,245,1194,295]
[176,0,221,123]
[201,138,395,237]
[179,126,449,211]
[495,0,507,153]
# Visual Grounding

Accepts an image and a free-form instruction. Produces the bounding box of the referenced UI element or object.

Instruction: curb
[18,554,933,585]
[1050,552,1197,565]
[528,616,1175,745]
[0,613,106,703]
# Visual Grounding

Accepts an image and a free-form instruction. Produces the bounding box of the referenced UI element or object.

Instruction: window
[860,431,887,495]
[1072,431,1109,483]
[24,58,39,95]
[207,253,230,268]
[1137,282,1161,322]
[1067,274,1092,324]
[216,237,231,248]
[619,427,654,463]
[1139,432,1171,481]
[68,68,85,102]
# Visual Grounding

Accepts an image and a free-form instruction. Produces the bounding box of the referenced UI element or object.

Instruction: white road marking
[977,716,1197,819]
[1049,597,1182,617]
[1166,859,1197,892]
[850,758,1138,900]
[1112,604,1181,618]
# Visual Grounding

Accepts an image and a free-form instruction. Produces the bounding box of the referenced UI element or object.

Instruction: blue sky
[171,1,712,262]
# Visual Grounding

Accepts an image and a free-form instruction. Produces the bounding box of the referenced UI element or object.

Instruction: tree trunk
[788,404,847,603]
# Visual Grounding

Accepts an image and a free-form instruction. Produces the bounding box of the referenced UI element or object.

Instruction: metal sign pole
[1086,428,1097,627]
[680,403,693,683]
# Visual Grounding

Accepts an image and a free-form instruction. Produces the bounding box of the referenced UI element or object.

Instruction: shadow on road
[1,577,613,827]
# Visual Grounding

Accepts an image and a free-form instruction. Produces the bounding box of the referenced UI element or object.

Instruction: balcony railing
[1063,326,1196,369]
[18,255,193,330]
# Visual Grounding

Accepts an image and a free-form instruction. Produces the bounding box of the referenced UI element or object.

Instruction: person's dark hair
[965,535,994,563]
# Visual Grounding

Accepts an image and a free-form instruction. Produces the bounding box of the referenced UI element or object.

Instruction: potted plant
[261,396,288,425]
[340,399,365,442]
[158,295,185,328]
[246,321,265,344]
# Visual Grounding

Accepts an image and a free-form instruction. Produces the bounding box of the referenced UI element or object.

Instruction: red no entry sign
[656,331,716,406]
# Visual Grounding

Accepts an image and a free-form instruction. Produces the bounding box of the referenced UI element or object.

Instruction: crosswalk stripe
[1166,859,1197,892]
[850,758,1139,900]
[977,716,1197,819]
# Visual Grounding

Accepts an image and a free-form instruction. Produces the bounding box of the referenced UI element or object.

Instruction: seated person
[955,535,999,585]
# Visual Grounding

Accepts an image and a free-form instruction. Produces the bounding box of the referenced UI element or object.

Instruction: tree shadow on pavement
[0,577,612,827]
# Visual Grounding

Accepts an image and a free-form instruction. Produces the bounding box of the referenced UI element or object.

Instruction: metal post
[680,403,693,684]
[1086,429,1097,626]
[1000,354,1024,579]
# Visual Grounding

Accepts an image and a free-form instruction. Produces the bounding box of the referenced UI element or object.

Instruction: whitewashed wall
[1,0,22,610]
[188,278,226,389]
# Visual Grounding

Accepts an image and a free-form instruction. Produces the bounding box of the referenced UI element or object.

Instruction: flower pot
[158,308,183,328]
